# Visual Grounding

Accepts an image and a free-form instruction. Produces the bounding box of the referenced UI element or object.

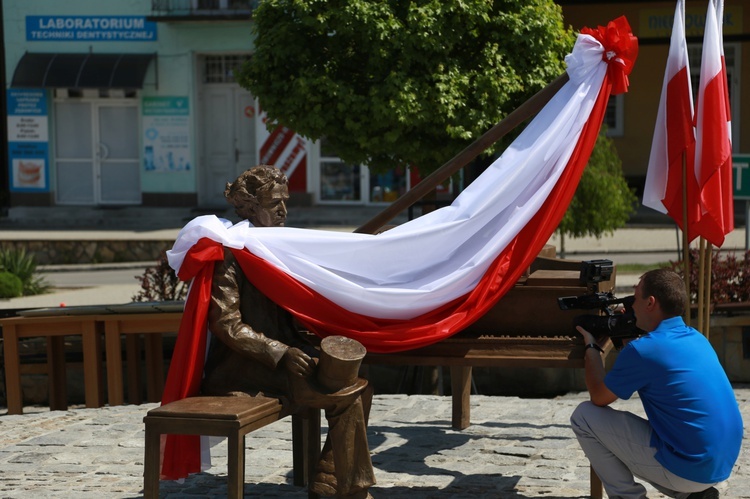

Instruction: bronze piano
[363,244,616,430]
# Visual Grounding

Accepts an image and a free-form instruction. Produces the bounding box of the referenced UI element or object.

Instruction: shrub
[0,271,24,298]
[556,129,637,256]
[0,247,49,296]
[670,249,750,306]
[132,251,187,302]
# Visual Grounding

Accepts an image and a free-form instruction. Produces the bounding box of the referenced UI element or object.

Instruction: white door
[199,85,256,207]
[55,101,140,205]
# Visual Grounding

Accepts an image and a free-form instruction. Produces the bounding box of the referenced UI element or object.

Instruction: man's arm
[577,325,618,407]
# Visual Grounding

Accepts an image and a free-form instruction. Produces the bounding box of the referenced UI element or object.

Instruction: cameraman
[571,268,742,499]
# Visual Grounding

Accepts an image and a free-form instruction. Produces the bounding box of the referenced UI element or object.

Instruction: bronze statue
[201,164,376,498]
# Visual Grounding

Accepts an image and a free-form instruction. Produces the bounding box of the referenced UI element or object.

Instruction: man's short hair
[639,268,686,317]
[225,164,287,209]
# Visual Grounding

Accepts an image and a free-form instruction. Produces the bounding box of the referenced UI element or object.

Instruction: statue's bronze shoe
[309,470,337,497]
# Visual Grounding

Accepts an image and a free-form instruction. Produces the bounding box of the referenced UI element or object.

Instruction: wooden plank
[47,335,68,411]
[104,320,125,406]
[81,320,103,408]
[3,323,23,414]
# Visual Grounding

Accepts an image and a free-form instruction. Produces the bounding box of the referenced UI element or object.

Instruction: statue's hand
[284,347,316,378]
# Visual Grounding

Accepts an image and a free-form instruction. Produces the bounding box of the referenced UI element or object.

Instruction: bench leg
[81,323,103,408]
[126,335,143,405]
[145,333,164,402]
[143,424,160,499]
[227,433,245,499]
[47,336,68,411]
[590,465,603,498]
[105,323,125,406]
[292,409,321,490]
[450,366,472,430]
[3,326,24,415]
[227,433,246,499]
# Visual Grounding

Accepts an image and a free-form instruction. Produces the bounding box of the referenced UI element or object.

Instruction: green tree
[239,0,575,175]
[556,130,637,256]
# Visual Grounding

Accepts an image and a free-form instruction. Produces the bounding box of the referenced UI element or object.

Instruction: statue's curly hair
[225,165,287,217]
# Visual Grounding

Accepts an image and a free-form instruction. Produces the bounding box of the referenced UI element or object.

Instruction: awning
[11,52,156,89]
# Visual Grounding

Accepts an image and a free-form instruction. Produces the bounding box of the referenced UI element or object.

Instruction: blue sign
[26,16,157,41]
[7,89,50,192]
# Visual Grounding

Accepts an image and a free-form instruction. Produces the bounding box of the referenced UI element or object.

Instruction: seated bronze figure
[201,164,375,498]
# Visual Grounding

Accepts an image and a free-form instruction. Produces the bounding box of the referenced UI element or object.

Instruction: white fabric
[643,0,692,214]
[694,0,724,187]
[716,0,732,144]
[168,33,608,320]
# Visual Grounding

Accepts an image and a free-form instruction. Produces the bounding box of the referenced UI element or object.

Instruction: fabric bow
[581,16,638,95]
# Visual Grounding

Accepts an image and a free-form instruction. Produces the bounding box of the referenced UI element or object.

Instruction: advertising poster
[7,88,49,192]
[142,97,191,173]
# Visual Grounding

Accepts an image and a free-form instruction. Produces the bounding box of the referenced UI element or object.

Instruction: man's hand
[284,347,316,377]
[576,325,598,346]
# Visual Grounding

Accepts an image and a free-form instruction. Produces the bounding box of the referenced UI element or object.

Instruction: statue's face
[251,182,289,227]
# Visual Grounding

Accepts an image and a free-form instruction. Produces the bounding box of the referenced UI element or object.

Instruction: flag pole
[699,239,705,328]
[682,153,691,326]
[354,73,570,235]
[703,243,713,338]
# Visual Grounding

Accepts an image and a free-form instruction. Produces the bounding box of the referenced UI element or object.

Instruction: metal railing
[150,0,258,17]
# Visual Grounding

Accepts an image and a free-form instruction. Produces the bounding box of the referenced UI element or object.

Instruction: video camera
[557,260,645,348]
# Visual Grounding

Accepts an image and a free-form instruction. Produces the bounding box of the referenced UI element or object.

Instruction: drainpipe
[0,0,9,214]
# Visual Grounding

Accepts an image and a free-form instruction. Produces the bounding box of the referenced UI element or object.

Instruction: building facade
[2,0,408,213]
[2,1,748,215]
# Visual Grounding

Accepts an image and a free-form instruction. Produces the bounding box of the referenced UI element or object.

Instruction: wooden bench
[0,315,104,414]
[100,312,182,406]
[143,395,322,499]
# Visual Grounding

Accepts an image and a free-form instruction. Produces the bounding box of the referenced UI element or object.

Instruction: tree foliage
[240,0,575,175]
[556,130,637,241]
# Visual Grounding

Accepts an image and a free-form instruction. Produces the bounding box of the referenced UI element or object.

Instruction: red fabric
[158,19,638,480]
[661,66,699,240]
[581,16,638,96]
[693,72,734,247]
[159,238,224,480]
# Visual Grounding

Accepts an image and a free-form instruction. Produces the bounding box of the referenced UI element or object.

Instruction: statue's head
[225,165,289,227]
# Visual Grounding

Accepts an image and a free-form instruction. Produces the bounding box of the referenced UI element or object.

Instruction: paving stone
[0,391,748,497]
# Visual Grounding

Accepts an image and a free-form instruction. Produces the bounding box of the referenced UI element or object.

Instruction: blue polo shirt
[605,316,743,483]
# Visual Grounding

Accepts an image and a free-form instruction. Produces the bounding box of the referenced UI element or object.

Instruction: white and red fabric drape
[159,17,638,480]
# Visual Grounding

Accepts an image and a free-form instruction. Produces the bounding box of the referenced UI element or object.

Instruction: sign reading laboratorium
[7,89,49,192]
[142,97,191,173]
[26,16,157,41]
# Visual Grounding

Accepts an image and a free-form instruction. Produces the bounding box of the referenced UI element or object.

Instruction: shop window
[604,94,624,137]
[369,168,407,203]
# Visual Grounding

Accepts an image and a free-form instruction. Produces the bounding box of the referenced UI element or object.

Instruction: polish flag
[716,0,732,140]
[643,0,698,239]
[692,0,733,247]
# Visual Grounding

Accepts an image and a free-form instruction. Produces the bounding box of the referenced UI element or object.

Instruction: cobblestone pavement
[0,390,748,498]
